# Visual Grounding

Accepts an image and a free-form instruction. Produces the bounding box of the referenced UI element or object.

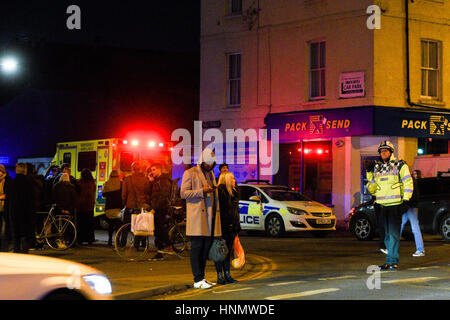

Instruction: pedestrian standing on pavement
[121,162,151,247]
[77,169,96,245]
[366,141,414,271]
[0,165,12,251]
[216,172,241,285]
[53,173,78,215]
[44,165,60,208]
[400,169,425,257]
[53,163,80,193]
[147,163,172,261]
[366,161,387,255]
[217,163,229,181]
[103,170,123,246]
[27,163,44,249]
[122,161,151,220]
[181,148,222,289]
[7,163,35,253]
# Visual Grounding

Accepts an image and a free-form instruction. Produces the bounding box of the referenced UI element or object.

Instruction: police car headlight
[83,275,112,295]
[287,207,307,215]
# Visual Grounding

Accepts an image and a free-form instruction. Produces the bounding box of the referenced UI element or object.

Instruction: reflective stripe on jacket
[366,155,413,206]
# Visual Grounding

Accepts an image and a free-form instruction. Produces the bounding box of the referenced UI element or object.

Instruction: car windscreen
[263,188,311,201]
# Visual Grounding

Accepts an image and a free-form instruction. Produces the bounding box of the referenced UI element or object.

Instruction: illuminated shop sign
[374,108,450,138]
[266,107,373,143]
[266,106,450,142]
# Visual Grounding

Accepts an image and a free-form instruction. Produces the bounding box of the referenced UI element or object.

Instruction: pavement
[31,230,275,300]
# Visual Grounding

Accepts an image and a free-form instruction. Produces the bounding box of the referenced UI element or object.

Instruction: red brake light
[131,140,139,146]
[148,141,156,147]
[159,142,164,147]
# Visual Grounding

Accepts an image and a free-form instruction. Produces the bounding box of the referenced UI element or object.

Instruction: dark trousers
[0,212,9,251]
[190,236,212,283]
[214,232,237,274]
[375,203,386,250]
[105,217,121,244]
[154,211,169,250]
[76,211,95,244]
[381,205,402,265]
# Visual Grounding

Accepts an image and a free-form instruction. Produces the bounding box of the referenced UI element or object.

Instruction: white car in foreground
[0,253,112,300]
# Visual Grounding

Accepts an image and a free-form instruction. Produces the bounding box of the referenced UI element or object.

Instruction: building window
[421,40,441,99]
[227,53,241,107]
[309,41,326,100]
[230,0,242,14]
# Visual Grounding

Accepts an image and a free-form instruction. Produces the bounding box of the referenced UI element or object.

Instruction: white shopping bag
[131,209,154,236]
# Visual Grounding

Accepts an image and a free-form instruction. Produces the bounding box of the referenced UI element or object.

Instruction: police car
[238,181,336,237]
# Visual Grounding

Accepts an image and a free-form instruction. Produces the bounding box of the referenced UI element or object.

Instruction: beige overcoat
[180,165,221,237]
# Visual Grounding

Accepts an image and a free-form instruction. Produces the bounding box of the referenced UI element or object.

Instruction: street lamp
[0,56,19,75]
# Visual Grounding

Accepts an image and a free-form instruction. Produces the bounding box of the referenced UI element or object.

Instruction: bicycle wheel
[114,223,150,261]
[45,217,77,250]
[170,222,189,253]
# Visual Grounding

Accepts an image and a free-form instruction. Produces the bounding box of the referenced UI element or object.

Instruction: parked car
[348,175,450,243]
[0,253,113,300]
[238,181,336,237]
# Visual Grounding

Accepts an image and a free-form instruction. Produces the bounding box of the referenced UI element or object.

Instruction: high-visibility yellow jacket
[366,155,414,206]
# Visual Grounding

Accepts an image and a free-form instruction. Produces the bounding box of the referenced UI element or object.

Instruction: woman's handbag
[208,188,228,263]
[208,237,228,262]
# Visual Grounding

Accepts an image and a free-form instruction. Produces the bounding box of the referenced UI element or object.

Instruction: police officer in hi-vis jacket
[366,141,414,271]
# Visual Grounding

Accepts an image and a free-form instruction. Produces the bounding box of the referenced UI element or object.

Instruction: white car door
[238,186,264,230]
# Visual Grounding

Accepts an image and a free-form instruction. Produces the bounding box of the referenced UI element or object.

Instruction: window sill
[302,99,327,107]
[224,13,242,20]
[418,98,446,107]
[225,105,241,110]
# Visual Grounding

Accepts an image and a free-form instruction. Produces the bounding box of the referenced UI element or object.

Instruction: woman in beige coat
[181,149,221,289]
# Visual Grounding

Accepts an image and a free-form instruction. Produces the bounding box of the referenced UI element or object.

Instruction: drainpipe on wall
[405,0,446,112]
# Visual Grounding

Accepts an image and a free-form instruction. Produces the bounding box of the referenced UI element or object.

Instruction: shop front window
[273,141,332,205]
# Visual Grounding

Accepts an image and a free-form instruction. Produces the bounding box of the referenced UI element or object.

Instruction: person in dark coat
[0,165,13,251]
[103,170,123,246]
[53,163,80,194]
[147,163,172,260]
[76,169,96,245]
[26,163,45,249]
[44,165,60,208]
[216,171,241,284]
[52,173,78,214]
[7,163,35,253]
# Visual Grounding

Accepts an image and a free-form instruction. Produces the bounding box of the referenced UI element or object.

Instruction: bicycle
[35,204,77,250]
[113,179,189,261]
[113,207,189,261]
[167,204,189,254]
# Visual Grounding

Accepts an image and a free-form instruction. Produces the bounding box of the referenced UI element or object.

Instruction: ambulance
[49,137,178,217]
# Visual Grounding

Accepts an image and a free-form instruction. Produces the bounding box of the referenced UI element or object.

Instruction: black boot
[217,272,226,285]
[224,271,237,283]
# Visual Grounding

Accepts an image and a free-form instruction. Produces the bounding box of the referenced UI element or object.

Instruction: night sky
[0,1,200,53]
[0,1,201,165]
